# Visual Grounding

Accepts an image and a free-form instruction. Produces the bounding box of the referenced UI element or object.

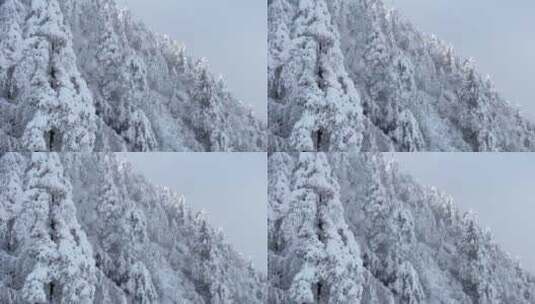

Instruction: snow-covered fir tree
[12,153,97,303]
[0,0,265,152]
[268,0,535,151]
[269,152,535,303]
[0,153,266,303]
[269,152,366,304]
[458,213,500,304]
[268,0,364,152]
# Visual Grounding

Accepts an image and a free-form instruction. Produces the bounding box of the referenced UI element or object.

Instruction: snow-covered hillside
[0,152,266,303]
[268,152,535,303]
[0,0,265,151]
[268,0,535,151]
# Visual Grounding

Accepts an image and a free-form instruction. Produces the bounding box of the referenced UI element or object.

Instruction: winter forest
[0,0,265,152]
[268,0,535,151]
[269,152,535,303]
[2,0,535,303]
[0,152,266,303]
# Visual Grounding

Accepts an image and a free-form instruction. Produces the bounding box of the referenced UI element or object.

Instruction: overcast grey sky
[384,0,535,120]
[120,0,267,121]
[392,153,535,275]
[123,153,267,273]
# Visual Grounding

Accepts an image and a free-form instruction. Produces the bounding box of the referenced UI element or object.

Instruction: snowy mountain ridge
[0,0,265,152]
[268,0,535,151]
[0,152,266,303]
[269,152,535,303]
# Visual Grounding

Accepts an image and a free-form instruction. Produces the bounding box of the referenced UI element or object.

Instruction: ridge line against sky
[121,0,535,123]
[384,0,535,121]
[120,0,267,122]
[392,152,535,275]
[122,152,268,273]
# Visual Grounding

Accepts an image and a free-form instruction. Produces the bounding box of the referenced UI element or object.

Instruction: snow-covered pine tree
[0,153,25,253]
[187,61,232,151]
[393,261,425,304]
[92,156,157,303]
[125,262,158,304]
[205,236,233,304]
[362,28,400,133]
[513,260,535,303]
[0,0,23,142]
[455,61,500,152]
[392,110,425,152]
[189,212,237,303]
[268,0,364,151]
[13,153,96,303]
[90,0,158,152]
[358,154,423,302]
[267,152,293,303]
[458,213,500,304]
[191,213,215,300]
[361,154,398,274]
[272,153,364,303]
[0,153,26,304]
[14,0,96,151]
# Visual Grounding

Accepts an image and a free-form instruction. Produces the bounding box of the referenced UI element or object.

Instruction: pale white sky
[123,153,267,273]
[393,153,535,275]
[120,0,267,121]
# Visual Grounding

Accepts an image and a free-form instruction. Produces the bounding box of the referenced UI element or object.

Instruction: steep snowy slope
[269,152,535,303]
[268,0,535,151]
[0,153,266,303]
[0,0,265,151]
